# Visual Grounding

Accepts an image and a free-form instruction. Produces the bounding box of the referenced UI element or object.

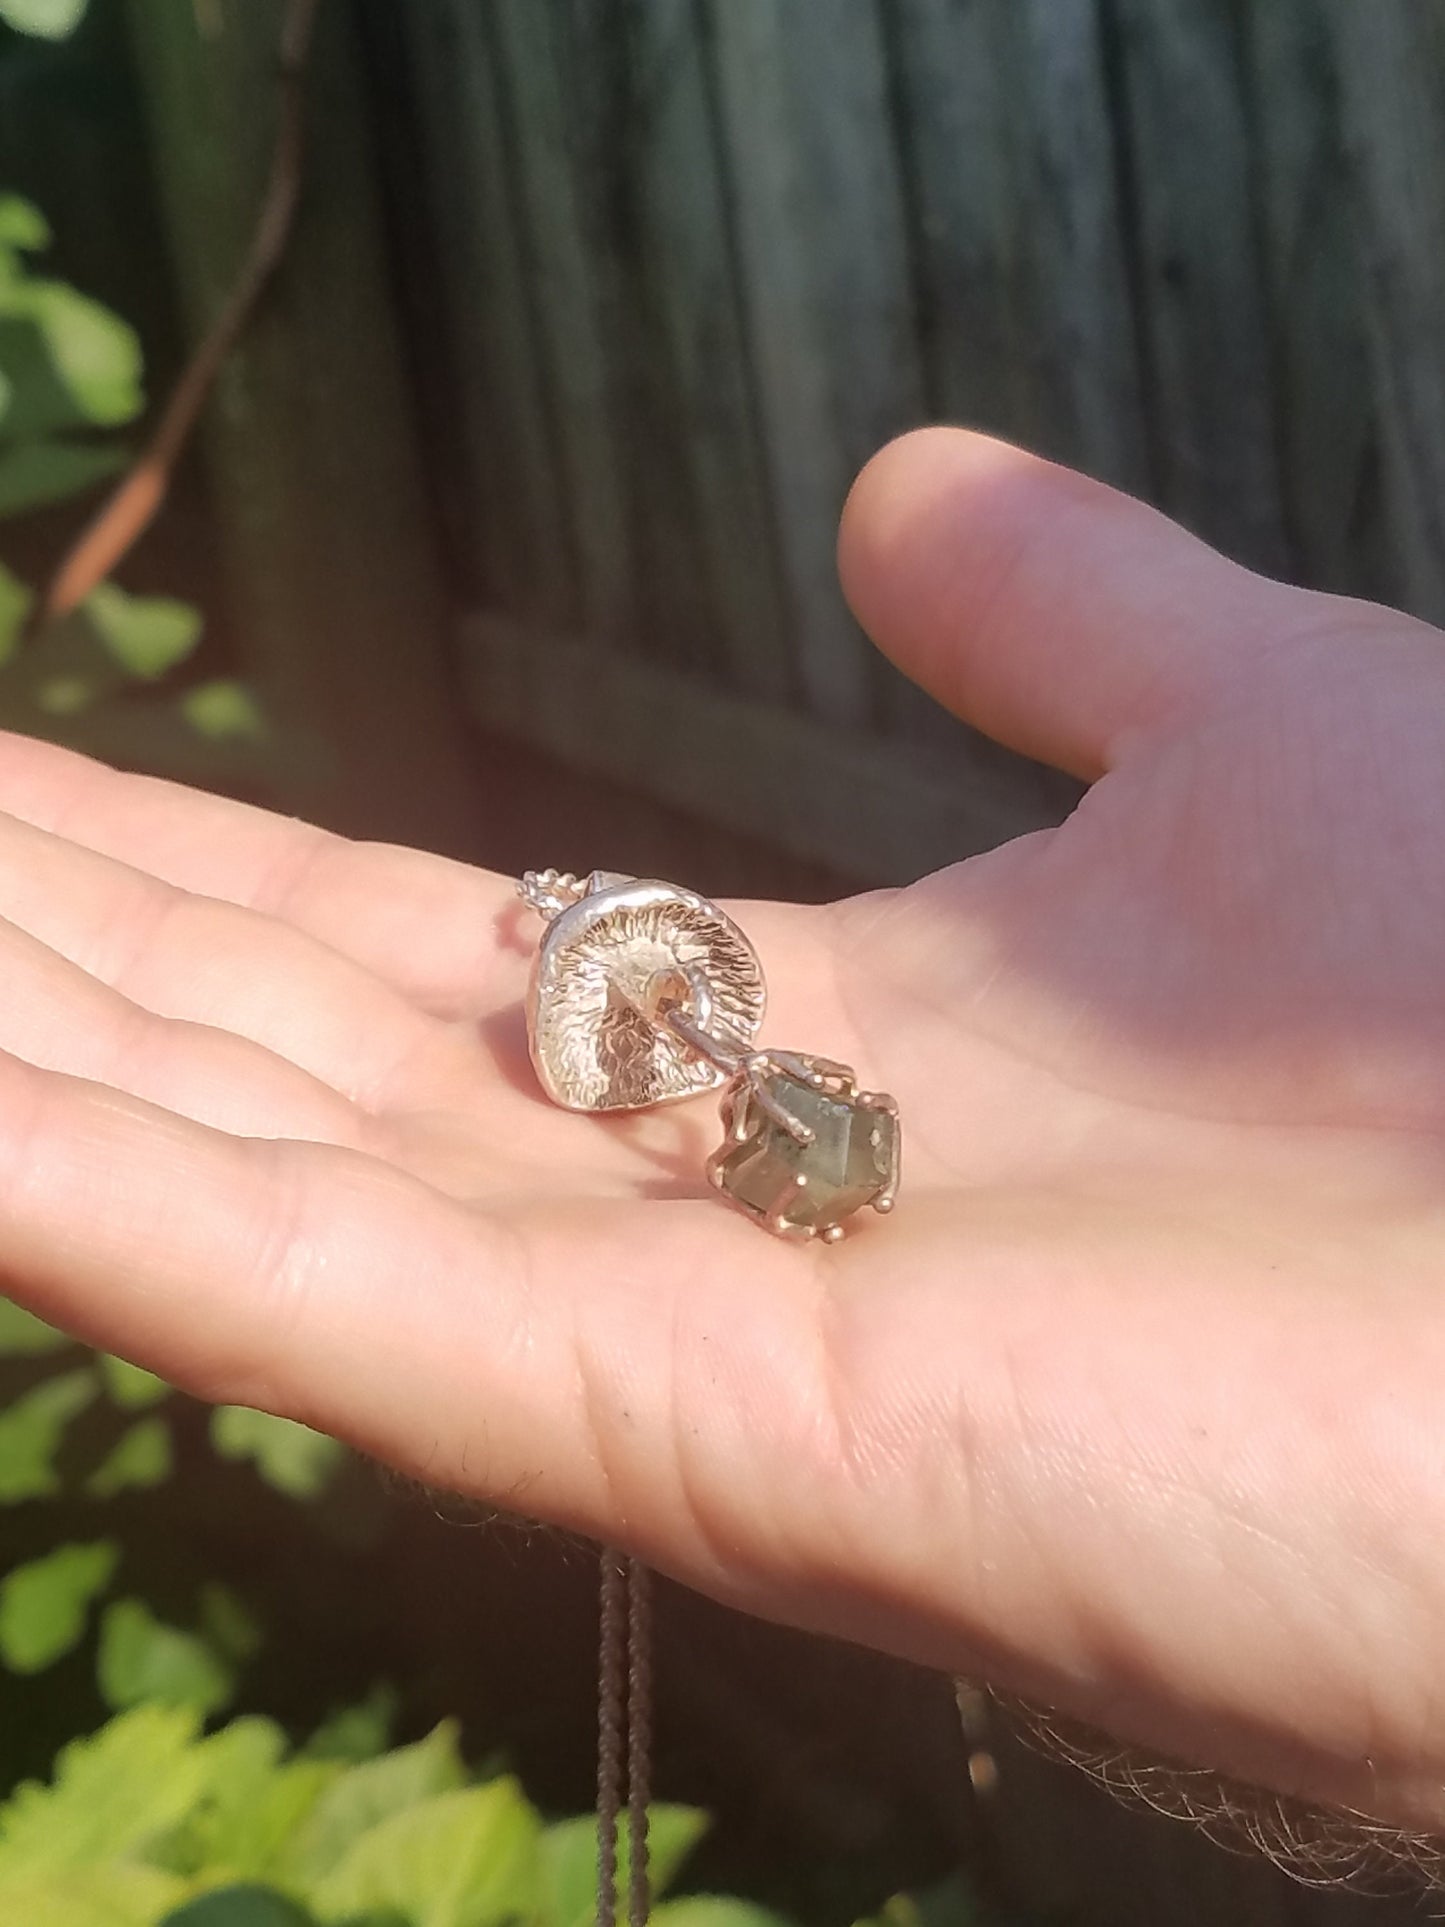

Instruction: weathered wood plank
[392,0,578,628]
[487,0,637,647]
[458,612,1076,884]
[706,0,929,731]
[611,0,794,697]
[1320,0,1445,624]
[124,0,482,850]
[1239,0,1378,600]
[1107,0,1290,573]
[888,0,1149,493]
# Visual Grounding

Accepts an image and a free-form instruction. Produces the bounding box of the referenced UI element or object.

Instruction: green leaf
[851,1875,981,1927]
[97,1598,236,1717]
[161,1888,317,1927]
[0,1864,185,1927]
[182,680,266,740]
[165,1719,337,1885]
[0,196,50,254]
[279,1722,465,1885]
[311,1780,542,1927]
[0,1540,117,1672]
[652,1902,798,1927]
[0,1702,207,1879]
[0,1366,98,1502]
[35,671,95,714]
[195,1760,337,1886]
[0,560,31,665]
[0,437,124,517]
[85,582,202,680]
[543,1806,709,1927]
[300,1684,397,1764]
[209,1407,344,1502]
[99,1352,171,1411]
[199,1584,263,1667]
[0,0,91,39]
[3,280,142,427]
[0,1295,67,1357]
[86,1416,173,1497]
[193,1715,288,1807]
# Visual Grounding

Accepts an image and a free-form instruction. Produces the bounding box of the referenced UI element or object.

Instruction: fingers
[0,731,518,1019]
[0,1051,820,1573]
[0,912,371,1148]
[0,1053,681,1518]
[0,808,478,1110]
[0,1054,510,1444]
[838,427,1321,779]
[0,806,854,1202]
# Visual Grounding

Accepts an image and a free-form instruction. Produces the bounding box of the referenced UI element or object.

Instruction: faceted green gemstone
[717,1073,897,1231]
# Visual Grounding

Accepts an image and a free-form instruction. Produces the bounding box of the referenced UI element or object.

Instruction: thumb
[839,427,1313,780]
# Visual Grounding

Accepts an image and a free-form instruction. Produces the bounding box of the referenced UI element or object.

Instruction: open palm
[1,428,1442,1835]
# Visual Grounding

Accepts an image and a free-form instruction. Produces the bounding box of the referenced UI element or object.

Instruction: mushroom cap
[527,879,766,1111]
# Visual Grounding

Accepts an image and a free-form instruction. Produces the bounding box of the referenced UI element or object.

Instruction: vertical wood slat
[616,0,793,699]
[488,0,636,649]
[889,0,1149,495]
[124,0,482,851]
[1106,0,1291,574]
[552,0,793,690]
[706,0,928,731]
[378,0,1445,886]
[427,0,794,693]
[400,0,578,630]
[1320,0,1445,626]
[1239,0,1379,600]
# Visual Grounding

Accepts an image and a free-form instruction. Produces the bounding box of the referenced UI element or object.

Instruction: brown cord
[597,1551,627,1927]
[625,1559,653,1927]
[597,1549,652,1927]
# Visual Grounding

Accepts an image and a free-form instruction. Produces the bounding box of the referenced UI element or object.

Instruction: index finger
[0,731,519,1019]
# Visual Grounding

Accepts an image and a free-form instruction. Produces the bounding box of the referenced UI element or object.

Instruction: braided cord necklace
[597,1549,653,1927]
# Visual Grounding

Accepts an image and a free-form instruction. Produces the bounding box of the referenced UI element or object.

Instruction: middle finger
[0,808,483,1112]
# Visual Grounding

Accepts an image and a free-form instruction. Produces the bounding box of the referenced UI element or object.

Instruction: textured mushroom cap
[528,880,766,1111]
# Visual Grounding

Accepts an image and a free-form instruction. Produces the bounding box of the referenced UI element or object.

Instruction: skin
[0,426,1442,1834]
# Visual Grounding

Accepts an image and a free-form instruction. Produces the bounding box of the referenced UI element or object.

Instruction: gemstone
[715,1072,897,1233]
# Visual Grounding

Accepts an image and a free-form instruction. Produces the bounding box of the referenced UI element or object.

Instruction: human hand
[0,427,1441,1836]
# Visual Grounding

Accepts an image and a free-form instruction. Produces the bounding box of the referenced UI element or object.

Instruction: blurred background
[3,2,1444,1924]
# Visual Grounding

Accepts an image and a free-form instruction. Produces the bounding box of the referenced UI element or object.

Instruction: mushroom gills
[526,877,767,1111]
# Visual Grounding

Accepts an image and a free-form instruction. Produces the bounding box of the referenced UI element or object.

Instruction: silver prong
[742,1059,813,1143]
[762,1172,814,1240]
[808,1055,857,1089]
[766,1213,815,1243]
[874,1128,901,1211]
[820,1223,846,1244]
[857,1090,899,1115]
[723,1084,753,1143]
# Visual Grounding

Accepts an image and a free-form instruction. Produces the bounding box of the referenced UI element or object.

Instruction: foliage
[0,1703,774,1927]
[209,1407,344,1505]
[0,176,268,773]
[0,1299,344,1717]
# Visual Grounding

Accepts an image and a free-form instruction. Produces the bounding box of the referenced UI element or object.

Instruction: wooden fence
[362,0,1445,887]
[103,0,1445,884]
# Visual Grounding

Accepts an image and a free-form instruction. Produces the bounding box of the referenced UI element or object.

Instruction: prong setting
[705,1050,900,1241]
